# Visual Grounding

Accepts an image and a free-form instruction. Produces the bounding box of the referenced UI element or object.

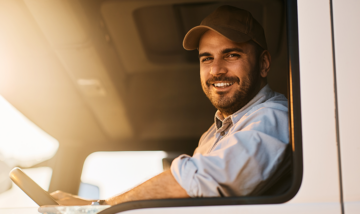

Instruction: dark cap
[183,5,267,50]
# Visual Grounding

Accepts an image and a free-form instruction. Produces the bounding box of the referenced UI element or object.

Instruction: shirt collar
[214,84,273,131]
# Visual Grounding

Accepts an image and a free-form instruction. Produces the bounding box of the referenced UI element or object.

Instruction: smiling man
[198,31,268,119]
[51,5,289,205]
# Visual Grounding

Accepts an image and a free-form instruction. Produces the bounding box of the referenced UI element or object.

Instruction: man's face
[198,30,263,118]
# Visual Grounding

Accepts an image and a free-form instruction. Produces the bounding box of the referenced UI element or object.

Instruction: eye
[201,57,213,63]
[226,53,240,59]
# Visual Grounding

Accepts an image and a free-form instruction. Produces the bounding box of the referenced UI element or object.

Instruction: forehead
[198,30,249,53]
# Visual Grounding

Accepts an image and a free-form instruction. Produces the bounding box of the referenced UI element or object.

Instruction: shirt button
[220,131,225,136]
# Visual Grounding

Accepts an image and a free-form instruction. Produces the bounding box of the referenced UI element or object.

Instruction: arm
[105,170,189,205]
[51,170,189,206]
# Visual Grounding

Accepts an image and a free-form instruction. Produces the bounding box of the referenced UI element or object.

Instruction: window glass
[81,151,167,199]
[0,96,59,167]
[0,95,58,208]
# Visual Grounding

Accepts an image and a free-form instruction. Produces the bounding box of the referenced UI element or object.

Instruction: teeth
[213,82,233,87]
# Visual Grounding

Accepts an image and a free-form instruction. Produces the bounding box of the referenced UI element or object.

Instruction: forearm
[105,170,189,205]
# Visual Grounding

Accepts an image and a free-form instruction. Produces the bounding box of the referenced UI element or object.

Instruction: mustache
[206,76,240,86]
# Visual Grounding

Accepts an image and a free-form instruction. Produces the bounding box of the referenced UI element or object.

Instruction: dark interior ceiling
[0,0,287,154]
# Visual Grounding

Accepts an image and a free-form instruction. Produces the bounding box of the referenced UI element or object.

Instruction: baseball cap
[183,5,267,50]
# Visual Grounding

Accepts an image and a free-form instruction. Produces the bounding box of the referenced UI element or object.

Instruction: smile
[212,82,234,87]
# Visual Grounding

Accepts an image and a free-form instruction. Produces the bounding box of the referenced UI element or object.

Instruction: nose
[210,58,227,76]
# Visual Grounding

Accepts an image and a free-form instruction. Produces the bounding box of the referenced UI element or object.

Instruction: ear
[259,50,271,78]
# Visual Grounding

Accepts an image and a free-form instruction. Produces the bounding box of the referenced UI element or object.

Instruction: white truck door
[332,0,360,213]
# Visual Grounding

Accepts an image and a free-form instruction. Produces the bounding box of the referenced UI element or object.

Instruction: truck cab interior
[0,0,302,212]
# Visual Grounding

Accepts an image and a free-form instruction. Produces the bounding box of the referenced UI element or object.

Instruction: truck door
[331,0,360,213]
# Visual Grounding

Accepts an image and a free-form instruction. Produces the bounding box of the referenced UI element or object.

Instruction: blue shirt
[171,85,289,197]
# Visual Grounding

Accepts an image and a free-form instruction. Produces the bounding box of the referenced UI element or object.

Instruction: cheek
[200,66,209,81]
[228,61,253,79]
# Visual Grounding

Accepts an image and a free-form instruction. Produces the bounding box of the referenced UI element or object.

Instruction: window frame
[98,0,303,213]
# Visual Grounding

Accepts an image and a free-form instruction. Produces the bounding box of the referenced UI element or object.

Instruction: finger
[50,190,69,199]
[50,190,61,198]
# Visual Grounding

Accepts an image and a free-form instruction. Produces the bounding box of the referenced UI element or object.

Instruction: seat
[249,144,293,196]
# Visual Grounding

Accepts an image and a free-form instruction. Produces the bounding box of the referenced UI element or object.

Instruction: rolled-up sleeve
[171,105,289,197]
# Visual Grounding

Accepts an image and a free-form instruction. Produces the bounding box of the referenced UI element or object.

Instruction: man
[51,5,288,205]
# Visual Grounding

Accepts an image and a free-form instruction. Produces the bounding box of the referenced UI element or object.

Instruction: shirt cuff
[170,154,198,197]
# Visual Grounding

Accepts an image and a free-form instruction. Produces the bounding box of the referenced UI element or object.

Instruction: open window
[5,0,302,211]
[0,0,303,211]
[73,0,303,213]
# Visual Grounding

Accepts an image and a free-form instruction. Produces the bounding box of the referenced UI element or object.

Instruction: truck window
[0,96,58,208]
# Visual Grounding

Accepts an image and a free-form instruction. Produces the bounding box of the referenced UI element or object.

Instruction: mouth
[212,82,234,88]
[205,76,239,92]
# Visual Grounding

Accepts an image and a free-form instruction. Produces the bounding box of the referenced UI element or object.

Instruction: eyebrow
[198,47,245,58]
[198,52,211,58]
[222,47,245,54]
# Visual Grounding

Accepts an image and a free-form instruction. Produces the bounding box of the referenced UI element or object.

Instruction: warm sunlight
[0,95,59,208]
[0,95,59,167]
[81,151,167,199]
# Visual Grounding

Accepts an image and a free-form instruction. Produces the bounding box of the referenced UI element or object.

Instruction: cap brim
[183,25,252,50]
[183,26,212,50]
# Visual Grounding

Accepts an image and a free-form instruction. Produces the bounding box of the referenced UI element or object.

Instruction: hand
[50,190,93,206]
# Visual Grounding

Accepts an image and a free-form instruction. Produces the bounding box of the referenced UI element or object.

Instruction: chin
[211,98,236,111]
[210,91,248,114]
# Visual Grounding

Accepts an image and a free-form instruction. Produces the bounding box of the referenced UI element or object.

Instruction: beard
[201,66,261,117]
